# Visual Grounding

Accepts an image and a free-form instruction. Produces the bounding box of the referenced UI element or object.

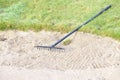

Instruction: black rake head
[34,46,65,52]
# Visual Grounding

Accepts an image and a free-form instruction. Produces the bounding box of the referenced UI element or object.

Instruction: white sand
[0,30,120,80]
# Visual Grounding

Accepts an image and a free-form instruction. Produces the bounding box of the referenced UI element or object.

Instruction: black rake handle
[51,5,112,48]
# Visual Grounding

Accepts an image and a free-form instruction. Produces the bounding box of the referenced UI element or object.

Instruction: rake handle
[51,5,112,48]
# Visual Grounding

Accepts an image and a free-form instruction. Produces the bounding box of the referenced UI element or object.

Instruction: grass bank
[0,0,120,40]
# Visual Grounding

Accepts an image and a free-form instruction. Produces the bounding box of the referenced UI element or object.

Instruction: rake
[35,5,112,51]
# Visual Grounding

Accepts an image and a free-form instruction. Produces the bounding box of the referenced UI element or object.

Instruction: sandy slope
[0,30,120,80]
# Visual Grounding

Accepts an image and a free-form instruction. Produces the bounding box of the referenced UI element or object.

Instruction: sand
[0,30,120,80]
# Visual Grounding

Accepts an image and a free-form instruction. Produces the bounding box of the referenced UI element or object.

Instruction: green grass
[0,0,120,40]
[63,39,72,45]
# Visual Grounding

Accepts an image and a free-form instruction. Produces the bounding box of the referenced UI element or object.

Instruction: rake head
[34,46,65,52]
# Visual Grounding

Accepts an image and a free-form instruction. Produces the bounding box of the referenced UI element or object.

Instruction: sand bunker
[0,30,120,80]
[0,30,120,70]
